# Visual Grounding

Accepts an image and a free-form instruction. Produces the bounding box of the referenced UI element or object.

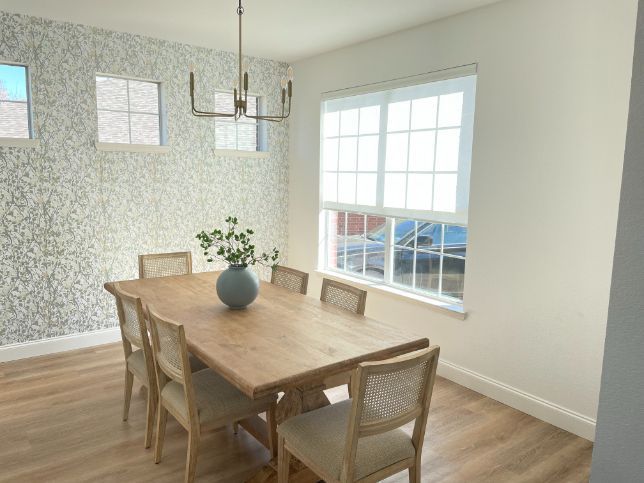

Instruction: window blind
[96,76,161,145]
[321,68,476,226]
[214,91,259,151]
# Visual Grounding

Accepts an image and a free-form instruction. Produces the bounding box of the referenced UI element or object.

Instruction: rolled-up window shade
[321,66,476,225]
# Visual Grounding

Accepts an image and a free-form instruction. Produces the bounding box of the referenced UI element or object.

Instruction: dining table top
[104,271,429,399]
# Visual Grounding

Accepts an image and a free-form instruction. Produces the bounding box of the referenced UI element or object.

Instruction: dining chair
[277,346,440,483]
[114,284,158,449]
[320,278,367,315]
[320,278,368,391]
[139,251,192,279]
[148,308,278,483]
[271,265,309,295]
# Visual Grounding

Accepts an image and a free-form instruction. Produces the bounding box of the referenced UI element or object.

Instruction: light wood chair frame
[138,251,193,279]
[270,265,309,295]
[278,346,440,483]
[114,283,158,449]
[320,278,368,316]
[148,308,278,483]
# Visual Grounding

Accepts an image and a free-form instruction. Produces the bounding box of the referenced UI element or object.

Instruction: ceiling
[0,0,503,62]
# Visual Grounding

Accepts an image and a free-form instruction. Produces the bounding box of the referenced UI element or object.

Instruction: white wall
[591,0,644,478]
[288,0,637,439]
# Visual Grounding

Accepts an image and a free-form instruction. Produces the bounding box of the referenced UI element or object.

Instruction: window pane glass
[438,92,464,127]
[385,132,408,171]
[128,80,159,113]
[356,173,377,206]
[417,223,442,250]
[324,111,339,137]
[215,121,236,149]
[340,108,359,135]
[97,110,130,143]
[406,174,433,211]
[357,135,379,171]
[359,105,380,134]
[323,138,339,171]
[387,100,410,132]
[327,211,345,270]
[96,76,128,111]
[444,225,468,257]
[433,173,458,212]
[415,251,441,294]
[345,213,366,276]
[442,256,465,300]
[338,137,358,171]
[0,101,29,138]
[0,64,28,101]
[338,173,357,204]
[384,173,406,208]
[364,215,386,281]
[411,96,437,130]
[435,128,460,172]
[130,113,160,145]
[393,219,416,246]
[408,131,435,171]
[392,247,415,287]
[323,172,338,202]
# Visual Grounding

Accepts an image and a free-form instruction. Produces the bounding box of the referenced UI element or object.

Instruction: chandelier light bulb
[280,77,287,89]
[242,57,250,73]
[287,66,294,81]
[189,63,195,73]
[233,78,239,91]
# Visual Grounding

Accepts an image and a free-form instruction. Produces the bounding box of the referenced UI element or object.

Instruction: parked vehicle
[337,220,467,299]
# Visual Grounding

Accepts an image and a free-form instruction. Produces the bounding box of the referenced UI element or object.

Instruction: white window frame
[0,60,39,147]
[213,90,268,157]
[94,73,168,153]
[318,65,477,312]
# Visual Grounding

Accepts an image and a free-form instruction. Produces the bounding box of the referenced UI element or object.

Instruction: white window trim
[0,137,40,148]
[315,268,466,319]
[95,142,170,153]
[213,148,269,159]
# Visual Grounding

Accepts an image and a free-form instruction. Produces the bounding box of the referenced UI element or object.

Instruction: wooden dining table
[104,270,429,482]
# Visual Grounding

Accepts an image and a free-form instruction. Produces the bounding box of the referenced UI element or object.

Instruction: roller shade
[321,67,476,225]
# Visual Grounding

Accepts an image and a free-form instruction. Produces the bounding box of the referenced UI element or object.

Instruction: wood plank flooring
[0,343,593,482]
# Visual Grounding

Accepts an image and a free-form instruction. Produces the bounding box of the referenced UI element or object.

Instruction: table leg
[246,383,330,483]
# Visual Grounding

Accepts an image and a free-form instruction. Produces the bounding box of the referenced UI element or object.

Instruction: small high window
[96,75,164,146]
[214,91,266,152]
[0,63,33,139]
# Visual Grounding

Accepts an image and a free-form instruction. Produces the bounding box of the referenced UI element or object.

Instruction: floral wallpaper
[0,12,290,345]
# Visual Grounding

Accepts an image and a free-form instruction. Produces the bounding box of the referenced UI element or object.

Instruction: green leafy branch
[196,216,280,268]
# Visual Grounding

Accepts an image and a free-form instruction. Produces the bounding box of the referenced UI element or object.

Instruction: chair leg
[154,406,168,464]
[144,386,156,449]
[278,435,290,483]
[233,421,239,434]
[267,403,278,458]
[185,428,200,483]
[409,461,420,483]
[123,369,134,421]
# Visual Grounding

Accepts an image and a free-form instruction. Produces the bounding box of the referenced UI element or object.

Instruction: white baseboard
[438,359,596,441]
[0,327,121,363]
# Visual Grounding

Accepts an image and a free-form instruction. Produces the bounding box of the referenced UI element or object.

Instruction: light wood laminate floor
[0,343,592,482]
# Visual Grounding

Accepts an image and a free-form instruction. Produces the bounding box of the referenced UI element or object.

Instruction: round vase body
[216,265,259,309]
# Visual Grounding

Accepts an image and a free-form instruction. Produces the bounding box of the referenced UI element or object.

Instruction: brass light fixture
[189,0,293,122]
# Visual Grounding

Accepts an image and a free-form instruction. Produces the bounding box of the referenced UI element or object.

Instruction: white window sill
[0,138,40,148]
[315,269,467,320]
[214,149,269,159]
[95,142,170,153]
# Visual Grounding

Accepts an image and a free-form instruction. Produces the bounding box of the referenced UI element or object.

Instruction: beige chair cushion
[128,349,206,382]
[162,369,275,426]
[278,400,415,480]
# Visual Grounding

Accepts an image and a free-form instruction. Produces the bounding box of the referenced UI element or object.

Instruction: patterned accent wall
[0,12,289,345]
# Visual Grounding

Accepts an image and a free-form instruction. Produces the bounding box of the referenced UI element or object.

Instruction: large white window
[321,67,476,305]
[214,91,264,152]
[96,75,164,146]
[0,63,33,139]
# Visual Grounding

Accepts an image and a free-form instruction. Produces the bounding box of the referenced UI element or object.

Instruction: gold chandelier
[189,0,293,122]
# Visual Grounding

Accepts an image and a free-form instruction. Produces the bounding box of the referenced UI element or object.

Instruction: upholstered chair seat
[161,369,276,426]
[278,399,415,480]
[128,349,206,380]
